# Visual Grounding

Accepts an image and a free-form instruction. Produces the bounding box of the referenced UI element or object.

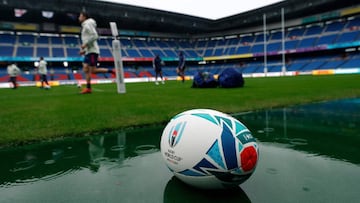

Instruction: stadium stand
[0,1,360,83]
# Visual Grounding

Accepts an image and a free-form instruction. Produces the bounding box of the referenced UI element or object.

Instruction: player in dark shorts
[177,51,186,83]
[153,54,165,85]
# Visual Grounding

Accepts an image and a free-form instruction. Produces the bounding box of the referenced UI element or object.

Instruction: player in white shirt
[38,56,50,89]
[7,62,21,89]
[78,11,115,94]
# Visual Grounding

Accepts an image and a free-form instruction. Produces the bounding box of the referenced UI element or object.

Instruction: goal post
[110,22,126,94]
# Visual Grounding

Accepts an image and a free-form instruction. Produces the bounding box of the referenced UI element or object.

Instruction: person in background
[37,56,51,89]
[7,62,21,89]
[177,51,186,83]
[50,68,55,81]
[65,68,71,80]
[153,54,165,85]
[78,11,115,94]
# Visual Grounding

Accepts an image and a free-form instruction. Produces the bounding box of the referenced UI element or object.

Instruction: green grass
[0,74,359,146]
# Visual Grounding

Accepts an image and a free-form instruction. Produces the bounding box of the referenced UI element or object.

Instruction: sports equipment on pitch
[161,109,258,189]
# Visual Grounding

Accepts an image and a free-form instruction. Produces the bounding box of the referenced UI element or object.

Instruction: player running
[78,11,114,94]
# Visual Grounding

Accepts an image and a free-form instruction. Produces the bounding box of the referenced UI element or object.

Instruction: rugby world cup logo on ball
[160,109,259,189]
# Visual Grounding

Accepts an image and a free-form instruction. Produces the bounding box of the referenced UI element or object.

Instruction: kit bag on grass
[218,68,244,88]
[192,71,218,88]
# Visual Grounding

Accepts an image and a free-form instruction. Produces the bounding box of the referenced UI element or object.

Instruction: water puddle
[0,99,359,202]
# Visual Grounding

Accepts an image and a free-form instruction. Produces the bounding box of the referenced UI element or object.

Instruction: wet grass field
[0,74,359,146]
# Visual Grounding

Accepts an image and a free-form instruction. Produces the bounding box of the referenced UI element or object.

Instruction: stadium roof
[0,0,359,35]
[98,0,285,20]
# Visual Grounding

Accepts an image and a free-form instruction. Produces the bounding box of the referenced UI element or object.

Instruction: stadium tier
[1,16,359,58]
[1,15,360,82]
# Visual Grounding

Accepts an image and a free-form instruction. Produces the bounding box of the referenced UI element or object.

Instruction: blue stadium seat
[251,44,264,53]
[204,48,214,56]
[236,46,250,54]
[0,45,14,56]
[196,49,205,57]
[156,40,169,48]
[184,50,198,58]
[315,34,338,46]
[18,74,33,82]
[180,41,193,49]
[17,47,34,57]
[319,60,344,69]
[121,39,133,48]
[207,40,217,48]
[297,37,317,48]
[64,36,79,45]
[336,31,360,43]
[213,48,224,56]
[288,28,305,38]
[254,34,270,43]
[66,48,79,57]
[267,42,281,52]
[52,48,65,57]
[227,47,237,55]
[339,58,360,69]
[162,67,177,76]
[145,40,158,47]
[325,21,345,32]
[268,65,282,72]
[121,49,128,57]
[98,38,109,46]
[216,39,227,46]
[253,65,265,73]
[345,17,360,29]
[139,49,153,57]
[270,31,283,40]
[304,25,323,36]
[50,36,63,45]
[287,61,307,71]
[126,49,141,57]
[241,64,261,73]
[227,38,240,46]
[37,47,50,57]
[37,36,50,44]
[133,39,146,48]
[151,49,164,57]
[301,61,325,71]
[166,40,177,48]
[100,48,112,57]
[196,41,207,48]
[0,33,16,44]
[240,35,255,44]
[163,49,177,57]
[18,34,35,44]
[106,38,113,46]
[285,40,299,50]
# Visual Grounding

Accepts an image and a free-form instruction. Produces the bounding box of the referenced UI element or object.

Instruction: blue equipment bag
[192,71,218,88]
[218,68,244,88]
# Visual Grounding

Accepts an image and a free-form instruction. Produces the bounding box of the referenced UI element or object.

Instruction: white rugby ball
[160,109,258,189]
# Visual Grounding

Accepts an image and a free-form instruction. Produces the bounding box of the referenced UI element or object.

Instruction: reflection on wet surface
[0,99,359,202]
[242,98,360,164]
